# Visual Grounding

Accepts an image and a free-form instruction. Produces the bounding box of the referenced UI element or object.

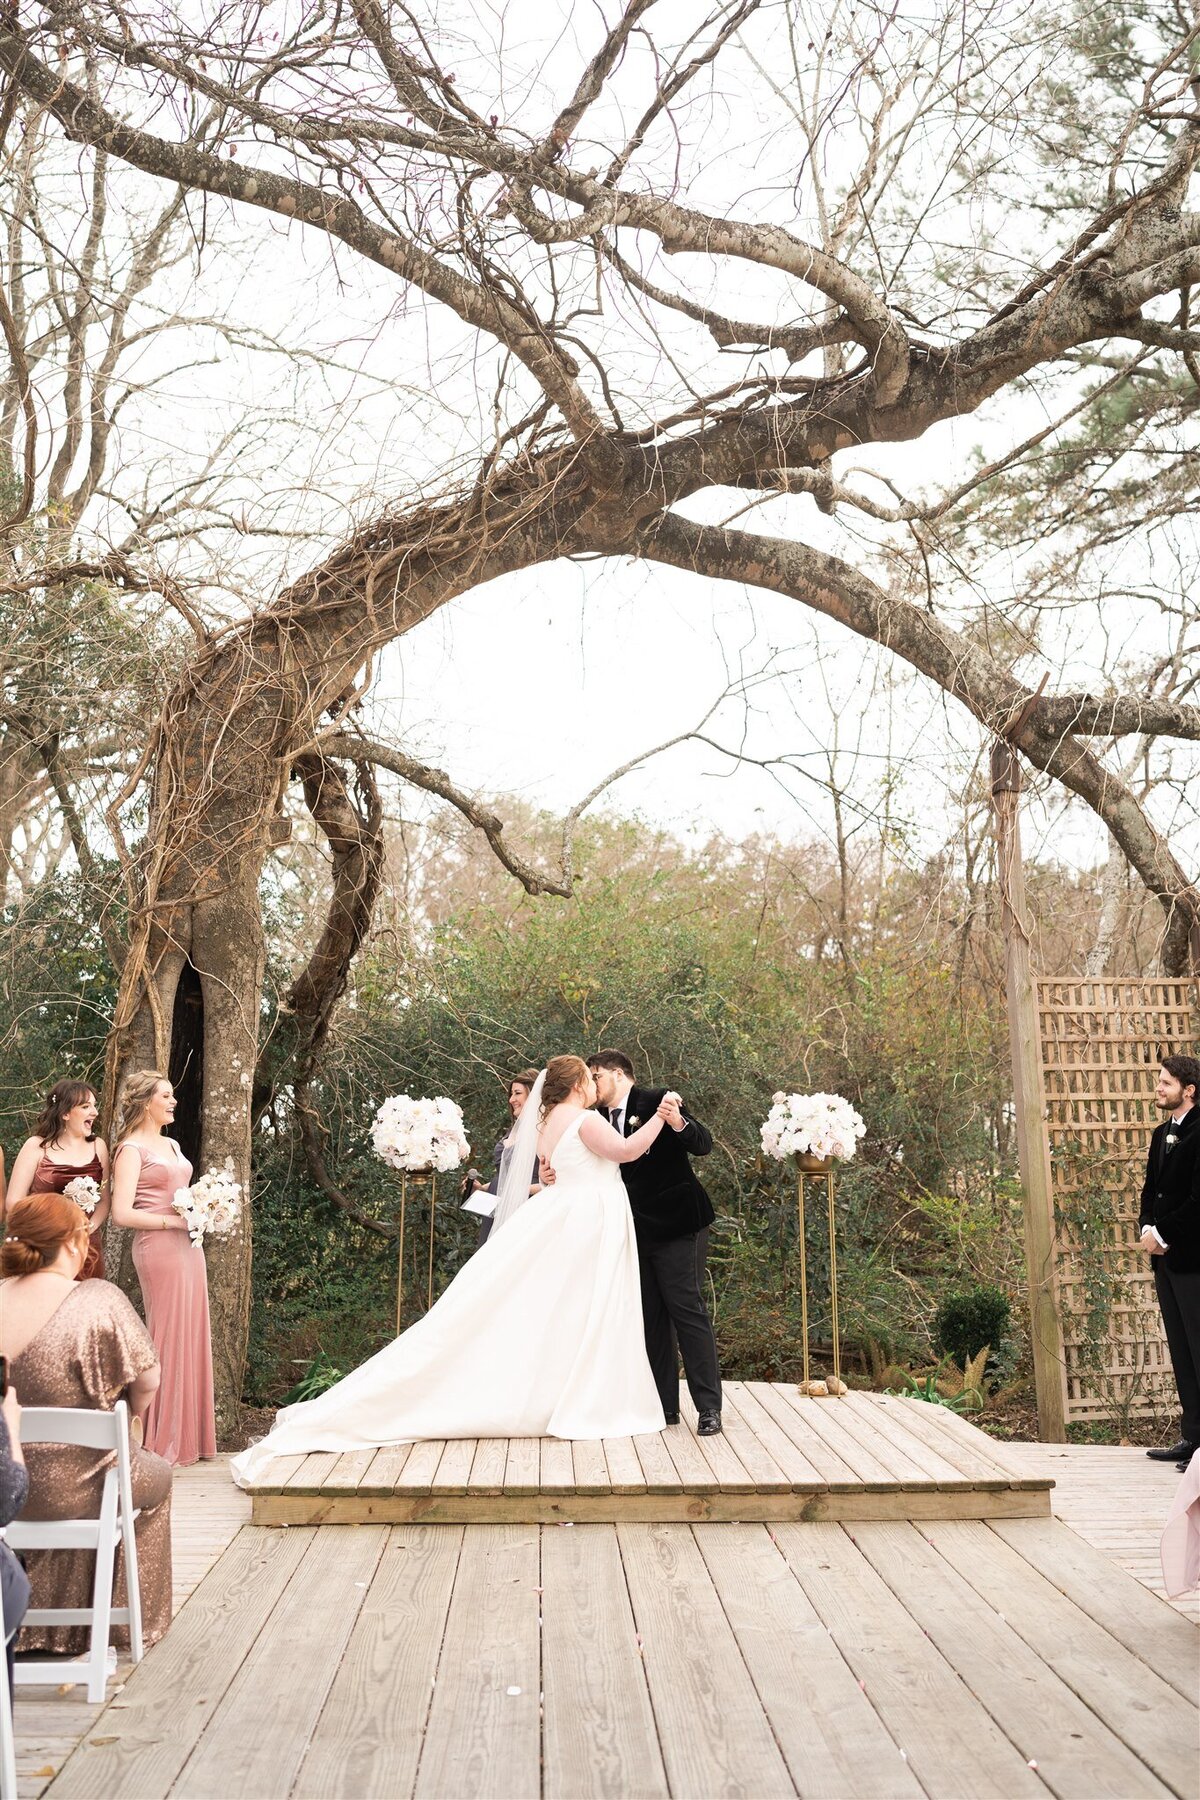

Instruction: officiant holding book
[464,1070,542,1245]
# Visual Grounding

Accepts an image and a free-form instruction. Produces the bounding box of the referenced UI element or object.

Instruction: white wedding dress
[230,1111,664,1486]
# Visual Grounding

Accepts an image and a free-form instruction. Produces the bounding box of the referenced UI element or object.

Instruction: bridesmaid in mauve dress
[1,1193,172,1652]
[111,1071,216,1466]
[2,1080,111,1280]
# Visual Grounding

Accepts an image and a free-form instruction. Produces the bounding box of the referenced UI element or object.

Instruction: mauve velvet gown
[30,1146,106,1280]
[117,1140,217,1466]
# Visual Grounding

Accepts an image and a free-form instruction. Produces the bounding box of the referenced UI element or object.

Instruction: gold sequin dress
[7,1279,173,1652]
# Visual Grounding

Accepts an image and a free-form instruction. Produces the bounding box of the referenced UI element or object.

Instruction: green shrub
[934,1286,1011,1365]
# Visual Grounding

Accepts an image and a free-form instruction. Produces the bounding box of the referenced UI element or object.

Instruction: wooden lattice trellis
[1038,977,1199,1424]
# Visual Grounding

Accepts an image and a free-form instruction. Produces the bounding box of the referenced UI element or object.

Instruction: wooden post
[991,741,1068,1442]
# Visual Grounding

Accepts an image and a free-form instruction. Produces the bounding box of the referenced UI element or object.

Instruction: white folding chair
[0,1625,16,1800]
[8,1400,144,1702]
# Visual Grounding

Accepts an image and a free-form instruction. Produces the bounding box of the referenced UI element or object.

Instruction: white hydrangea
[63,1174,101,1215]
[370,1094,469,1173]
[173,1159,243,1248]
[760,1091,866,1163]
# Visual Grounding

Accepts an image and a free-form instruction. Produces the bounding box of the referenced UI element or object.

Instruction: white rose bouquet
[63,1174,102,1215]
[172,1160,243,1248]
[370,1094,469,1173]
[761,1092,865,1163]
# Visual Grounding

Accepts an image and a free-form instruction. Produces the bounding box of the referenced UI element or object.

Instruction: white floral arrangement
[761,1092,866,1163]
[370,1094,469,1173]
[63,1175,102,1215]
[173,1160,243,1248]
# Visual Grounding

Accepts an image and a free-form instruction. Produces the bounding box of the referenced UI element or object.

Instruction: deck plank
[413,1524,540,1800]
[724,1382,831,1487]
[541,1525,667,1800]
[775,1521,1044,1798]
[539,1437,575,1492]
[658,1421,720,1494]
[679,1396,758,1493]
[711,1390,794,1492]
[363,1444,411,1492]
[571,1438,612,1495]
[395,1438,446,1494]
[503,1437,541,1496]
[44,1527,313,1800]
[629,1429,679,1494]
[693,1524,924,1799]
[433,1437,476,1494]
[467,1438,509,1496]
[841,1392,975,1488]
[989,1515,1197,1698]
[284,1451,341,1489]
[909,1403,1045,1488]
[770,1388,905,1487]
[171,1527,388,1798]
[926,1519,1199,1795]
[867,1395,1013,1487]
[601,1436,648,1495]
[243,1453,306,1494]
[293,1525,463,1799]
[855,1520,1173,1799]
[320,1449,378,1492]
[617,1523,795,1798]
[831,1393,965,1488]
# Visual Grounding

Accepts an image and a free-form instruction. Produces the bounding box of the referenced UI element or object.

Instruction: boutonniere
[628,1115,641,1130]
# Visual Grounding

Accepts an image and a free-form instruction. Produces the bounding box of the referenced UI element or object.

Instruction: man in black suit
[1141,1053,1200,1471]
[587,1050,723,1435]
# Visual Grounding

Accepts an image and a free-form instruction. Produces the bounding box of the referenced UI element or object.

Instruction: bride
[231,1056,669,1484]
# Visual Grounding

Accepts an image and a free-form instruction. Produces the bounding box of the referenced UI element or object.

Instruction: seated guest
[4,1079,111,1280]
[1,1383,30,1703]
[0,1194,173,1652]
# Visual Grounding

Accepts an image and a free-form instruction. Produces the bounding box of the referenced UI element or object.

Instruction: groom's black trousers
[638,1227,722,1416]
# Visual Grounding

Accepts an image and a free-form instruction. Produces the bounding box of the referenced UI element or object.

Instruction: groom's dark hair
[1162,1053,1200,1101]
[588,1049,635,1079]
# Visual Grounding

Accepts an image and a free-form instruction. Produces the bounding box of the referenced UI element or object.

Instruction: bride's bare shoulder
[539,1102,583,1153]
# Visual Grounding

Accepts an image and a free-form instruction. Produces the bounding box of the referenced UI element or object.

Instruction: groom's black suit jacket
[1139,1105,1200,1273]
[605,1086,715,1245]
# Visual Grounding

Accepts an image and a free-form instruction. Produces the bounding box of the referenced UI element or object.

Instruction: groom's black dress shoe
[697,1410,722,1436]
[663,1411,680,1425]
[1148,1441,1197,1462]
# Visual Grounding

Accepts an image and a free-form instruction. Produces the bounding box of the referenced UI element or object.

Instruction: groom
[587,1050,723,1436]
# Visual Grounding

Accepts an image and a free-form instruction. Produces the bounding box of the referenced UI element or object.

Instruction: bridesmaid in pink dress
[111,1071,216,1466]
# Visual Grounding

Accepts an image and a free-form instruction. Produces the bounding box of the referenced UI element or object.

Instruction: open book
[461,1188,497,1219]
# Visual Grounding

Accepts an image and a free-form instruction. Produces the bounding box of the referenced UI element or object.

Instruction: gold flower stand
[395,1168,438,1333]
[794,1153,846,1396]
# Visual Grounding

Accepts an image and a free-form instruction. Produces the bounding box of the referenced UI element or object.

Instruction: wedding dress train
[231,1112,664,1485]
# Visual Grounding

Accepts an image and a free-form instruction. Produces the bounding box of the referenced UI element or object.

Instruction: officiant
[467,1070,542,1245]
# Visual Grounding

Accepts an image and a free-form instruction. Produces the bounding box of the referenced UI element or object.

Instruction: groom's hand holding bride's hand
[659,1093,685,1130]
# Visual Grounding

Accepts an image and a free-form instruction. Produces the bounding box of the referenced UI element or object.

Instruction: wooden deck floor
[242,1385,1053,1525]
[13,1433,1197,1799]
[36,1511,1199,1799]
[1005,1439,1200,1624]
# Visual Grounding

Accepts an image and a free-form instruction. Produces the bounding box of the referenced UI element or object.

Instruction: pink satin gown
[117,1139,217,1465]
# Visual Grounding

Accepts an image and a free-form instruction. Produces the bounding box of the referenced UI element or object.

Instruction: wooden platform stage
[18,1449,1196,1800]
[241,1383,1053,1525]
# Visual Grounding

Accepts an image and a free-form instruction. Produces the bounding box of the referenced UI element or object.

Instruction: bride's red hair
[539,1056,590,1119]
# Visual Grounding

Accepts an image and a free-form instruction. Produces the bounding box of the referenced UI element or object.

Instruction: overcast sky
[49,0,1198,879]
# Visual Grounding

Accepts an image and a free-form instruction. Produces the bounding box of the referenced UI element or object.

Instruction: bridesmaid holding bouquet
[3,1080,110,1280]
[111,1070,216,1466]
